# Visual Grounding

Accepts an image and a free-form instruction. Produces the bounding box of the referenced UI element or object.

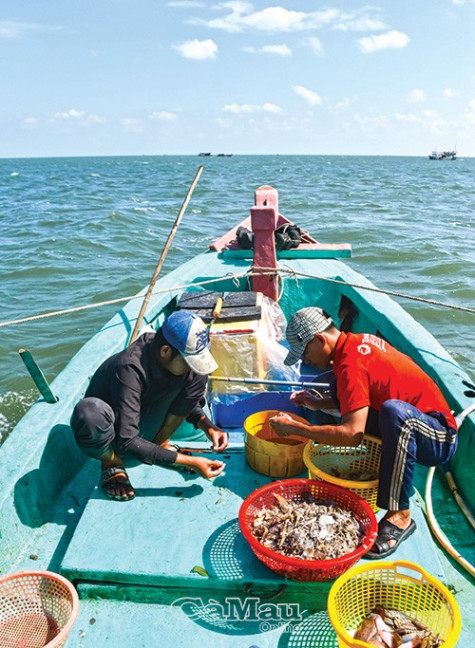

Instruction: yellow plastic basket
[0,570,79,648]
[327,560,461,648]
[244,410,309,478]
[303,434,381,512]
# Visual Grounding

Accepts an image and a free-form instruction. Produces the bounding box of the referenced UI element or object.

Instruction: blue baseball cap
[161,310,218,375]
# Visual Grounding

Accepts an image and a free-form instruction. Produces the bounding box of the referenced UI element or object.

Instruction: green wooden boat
[1,185,473,647]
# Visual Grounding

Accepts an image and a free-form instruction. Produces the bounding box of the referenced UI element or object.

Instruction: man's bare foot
[383,510,411,549]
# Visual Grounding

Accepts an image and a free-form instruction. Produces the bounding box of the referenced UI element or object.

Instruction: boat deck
[59,443,444,592]
[3,248,473,647]
[43,436,464,647]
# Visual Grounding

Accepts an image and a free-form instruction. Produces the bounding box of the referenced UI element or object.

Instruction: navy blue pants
[377,399,458,510]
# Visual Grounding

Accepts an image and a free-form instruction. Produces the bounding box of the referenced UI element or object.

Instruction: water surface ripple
[1,155,474,440]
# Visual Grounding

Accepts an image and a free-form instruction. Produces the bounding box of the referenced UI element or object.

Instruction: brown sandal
[100,466,135,501]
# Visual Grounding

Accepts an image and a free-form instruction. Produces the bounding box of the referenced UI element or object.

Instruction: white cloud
[333,97,354,111]
[354,109,390,132]
[306,37,324,55]
[262,44,291,55]
[121,118,143,133]
[443,88,457,99]
[173,38,218,59]
[0,19,62,38]
[223,102,282,114]
[406,89,426,103]
[52,109,105,124]
[191,4,384,34]
[334,14,387,32]
[216,116,233,128]
[54,109,83,120]
[21,117,38,129]
[358,30,410,53]
[293,85,322,106]
[149,111,178,121]
[262,102,282,113]
[394,112,421,123]
[394,109,447,134]
[244,43,291,55]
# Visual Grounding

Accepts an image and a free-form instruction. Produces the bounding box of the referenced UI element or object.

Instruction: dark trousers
[70,397,117,458]
[377,399,458,510]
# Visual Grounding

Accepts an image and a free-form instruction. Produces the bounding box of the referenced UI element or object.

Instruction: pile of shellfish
[251,492,365,560]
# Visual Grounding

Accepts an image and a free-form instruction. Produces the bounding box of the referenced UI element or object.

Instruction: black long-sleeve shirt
[85,332,207,465]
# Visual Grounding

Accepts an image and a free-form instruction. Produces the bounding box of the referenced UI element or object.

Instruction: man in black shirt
[71,310,227,501]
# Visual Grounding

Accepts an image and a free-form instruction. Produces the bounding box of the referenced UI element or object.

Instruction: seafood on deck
[353,606,443,647]
[251,492,365,560]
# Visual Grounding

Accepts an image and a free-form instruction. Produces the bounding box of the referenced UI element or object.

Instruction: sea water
[1,155,474,442]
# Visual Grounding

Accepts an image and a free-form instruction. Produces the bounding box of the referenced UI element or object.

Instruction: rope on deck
[0,267,473,329]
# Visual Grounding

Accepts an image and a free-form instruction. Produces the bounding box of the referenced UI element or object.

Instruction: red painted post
[251,186,279,301]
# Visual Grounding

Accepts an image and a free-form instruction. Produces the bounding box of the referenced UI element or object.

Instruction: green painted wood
[67,588,339,647]
[19,348,58,403]
[220,247,351,259]
[59,443,445,594]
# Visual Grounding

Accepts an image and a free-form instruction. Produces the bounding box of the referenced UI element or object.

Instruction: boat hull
[1,220,473,647]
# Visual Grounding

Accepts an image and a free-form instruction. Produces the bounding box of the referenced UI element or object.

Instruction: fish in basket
[327,560,461,648]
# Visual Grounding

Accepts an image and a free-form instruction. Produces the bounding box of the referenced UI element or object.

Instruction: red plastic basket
[239,479,378,582]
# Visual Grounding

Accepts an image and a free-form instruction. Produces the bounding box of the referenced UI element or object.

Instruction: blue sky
[2,1,475,157]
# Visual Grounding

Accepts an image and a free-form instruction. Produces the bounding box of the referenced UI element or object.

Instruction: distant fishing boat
[428,149,457,160]
[198,152,212,157]
[217,153,233,157]
[1,182,473,646]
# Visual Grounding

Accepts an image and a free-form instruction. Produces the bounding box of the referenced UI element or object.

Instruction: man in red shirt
[270,307,458,558]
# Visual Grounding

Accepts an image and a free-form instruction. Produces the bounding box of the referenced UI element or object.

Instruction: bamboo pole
[129,165,204,345]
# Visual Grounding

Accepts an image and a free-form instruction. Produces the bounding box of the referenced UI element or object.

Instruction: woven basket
[239,479,378,582]
[328,560,461,648]
[0,570,79,648]
[244,410,309,477]
[304,434,381,512]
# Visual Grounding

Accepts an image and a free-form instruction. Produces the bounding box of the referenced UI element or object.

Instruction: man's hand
[206,425,229,452]
[174,453,225,478]
[190,456,225,479]
[290,389,333,411]
[269,412,306,438]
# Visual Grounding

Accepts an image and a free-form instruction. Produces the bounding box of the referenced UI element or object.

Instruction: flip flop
[101,466,135,501]
[365,518,416,559]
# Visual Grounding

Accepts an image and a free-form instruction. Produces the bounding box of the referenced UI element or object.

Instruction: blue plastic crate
[211,391,308,428]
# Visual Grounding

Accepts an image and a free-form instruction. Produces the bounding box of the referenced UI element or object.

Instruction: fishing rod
[210,376,329,389]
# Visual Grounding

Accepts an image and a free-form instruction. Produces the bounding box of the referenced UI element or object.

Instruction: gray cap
[284,307,333,366]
